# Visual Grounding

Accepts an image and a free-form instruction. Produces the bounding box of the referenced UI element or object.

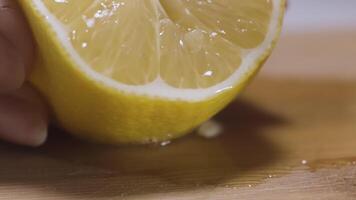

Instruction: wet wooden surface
[1,26,356,200]
[0,77,355,199]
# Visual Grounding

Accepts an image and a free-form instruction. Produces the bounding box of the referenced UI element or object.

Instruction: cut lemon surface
[19,0,285,144]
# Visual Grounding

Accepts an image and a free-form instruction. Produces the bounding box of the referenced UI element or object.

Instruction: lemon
[19,0,285,144]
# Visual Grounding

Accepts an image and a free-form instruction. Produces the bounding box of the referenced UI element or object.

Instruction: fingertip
[0,85,48,147]
[25,118,48,147]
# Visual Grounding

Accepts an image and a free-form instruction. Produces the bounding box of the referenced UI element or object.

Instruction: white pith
[32,0,282,101]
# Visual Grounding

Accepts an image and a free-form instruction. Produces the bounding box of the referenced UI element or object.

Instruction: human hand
[0,0,48,146]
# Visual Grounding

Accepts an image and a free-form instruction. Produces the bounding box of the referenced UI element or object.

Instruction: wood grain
[0,78,355,200]
[263,30,356,81]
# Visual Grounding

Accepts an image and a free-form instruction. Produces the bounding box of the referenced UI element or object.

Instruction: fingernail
[0,36,26,93]
[0,95,48,146]
[28,123,48,147]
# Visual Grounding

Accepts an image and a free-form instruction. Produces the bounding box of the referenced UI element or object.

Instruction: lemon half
[19,0,285,144]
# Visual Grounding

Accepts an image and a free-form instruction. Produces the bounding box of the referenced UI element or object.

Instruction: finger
[0,0,35,72]
[0,84,48,146]
[0,35,25,93]
[0,0,35,92]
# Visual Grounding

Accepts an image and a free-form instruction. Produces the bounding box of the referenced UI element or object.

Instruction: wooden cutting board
[0,31,355,199]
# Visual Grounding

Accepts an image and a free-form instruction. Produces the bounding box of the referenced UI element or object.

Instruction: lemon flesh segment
[19,0,285,143]
[43,0,272,89]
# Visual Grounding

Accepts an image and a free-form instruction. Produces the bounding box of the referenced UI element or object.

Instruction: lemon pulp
[42,0,272,88]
